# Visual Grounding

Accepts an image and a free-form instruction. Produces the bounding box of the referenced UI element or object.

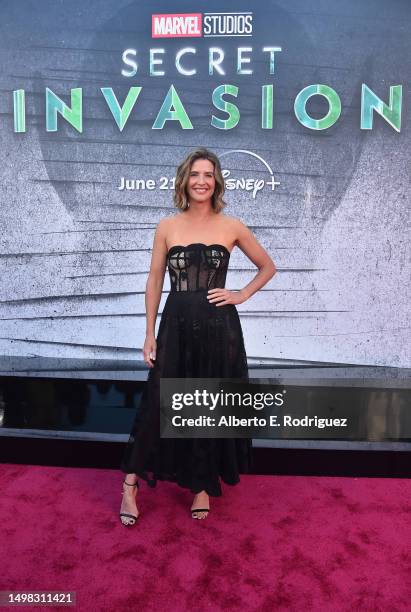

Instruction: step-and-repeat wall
[0,0,409,372]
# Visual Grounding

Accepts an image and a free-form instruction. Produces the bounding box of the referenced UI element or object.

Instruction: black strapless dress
[120,243,253,497]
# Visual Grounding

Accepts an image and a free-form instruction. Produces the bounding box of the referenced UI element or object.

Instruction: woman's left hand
[207,288,247,306]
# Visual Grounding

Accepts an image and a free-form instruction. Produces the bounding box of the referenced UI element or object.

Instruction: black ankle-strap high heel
[119,479,140,527]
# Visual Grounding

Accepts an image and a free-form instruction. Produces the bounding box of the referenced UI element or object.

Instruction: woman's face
[186,158,216,204]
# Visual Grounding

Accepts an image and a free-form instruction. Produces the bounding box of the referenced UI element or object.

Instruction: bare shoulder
[221,214,250,242]
[157,214,179,234]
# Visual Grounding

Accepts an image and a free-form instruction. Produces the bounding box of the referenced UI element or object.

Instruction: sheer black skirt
[120,289,253,497]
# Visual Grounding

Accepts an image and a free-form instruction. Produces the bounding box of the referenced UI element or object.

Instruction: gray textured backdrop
[0,0,409,368]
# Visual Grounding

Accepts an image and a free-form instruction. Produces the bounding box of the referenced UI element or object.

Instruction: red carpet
[1,464,410,611]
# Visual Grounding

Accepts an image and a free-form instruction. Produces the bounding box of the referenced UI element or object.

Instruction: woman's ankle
[124,473,138,486]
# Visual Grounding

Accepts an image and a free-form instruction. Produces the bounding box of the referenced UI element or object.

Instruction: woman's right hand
[143,334,157,368]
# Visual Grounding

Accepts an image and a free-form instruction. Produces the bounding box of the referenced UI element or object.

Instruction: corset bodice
[167,243,231,292]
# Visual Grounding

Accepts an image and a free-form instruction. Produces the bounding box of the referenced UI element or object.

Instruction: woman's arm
[143,219,168,365]
[207,219,277,307]
[235,219,277,303]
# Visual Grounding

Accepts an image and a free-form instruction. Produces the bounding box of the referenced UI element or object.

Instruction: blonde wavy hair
[173,148,227,213]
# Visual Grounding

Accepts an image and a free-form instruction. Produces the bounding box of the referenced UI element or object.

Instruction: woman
[119,148,276,525]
